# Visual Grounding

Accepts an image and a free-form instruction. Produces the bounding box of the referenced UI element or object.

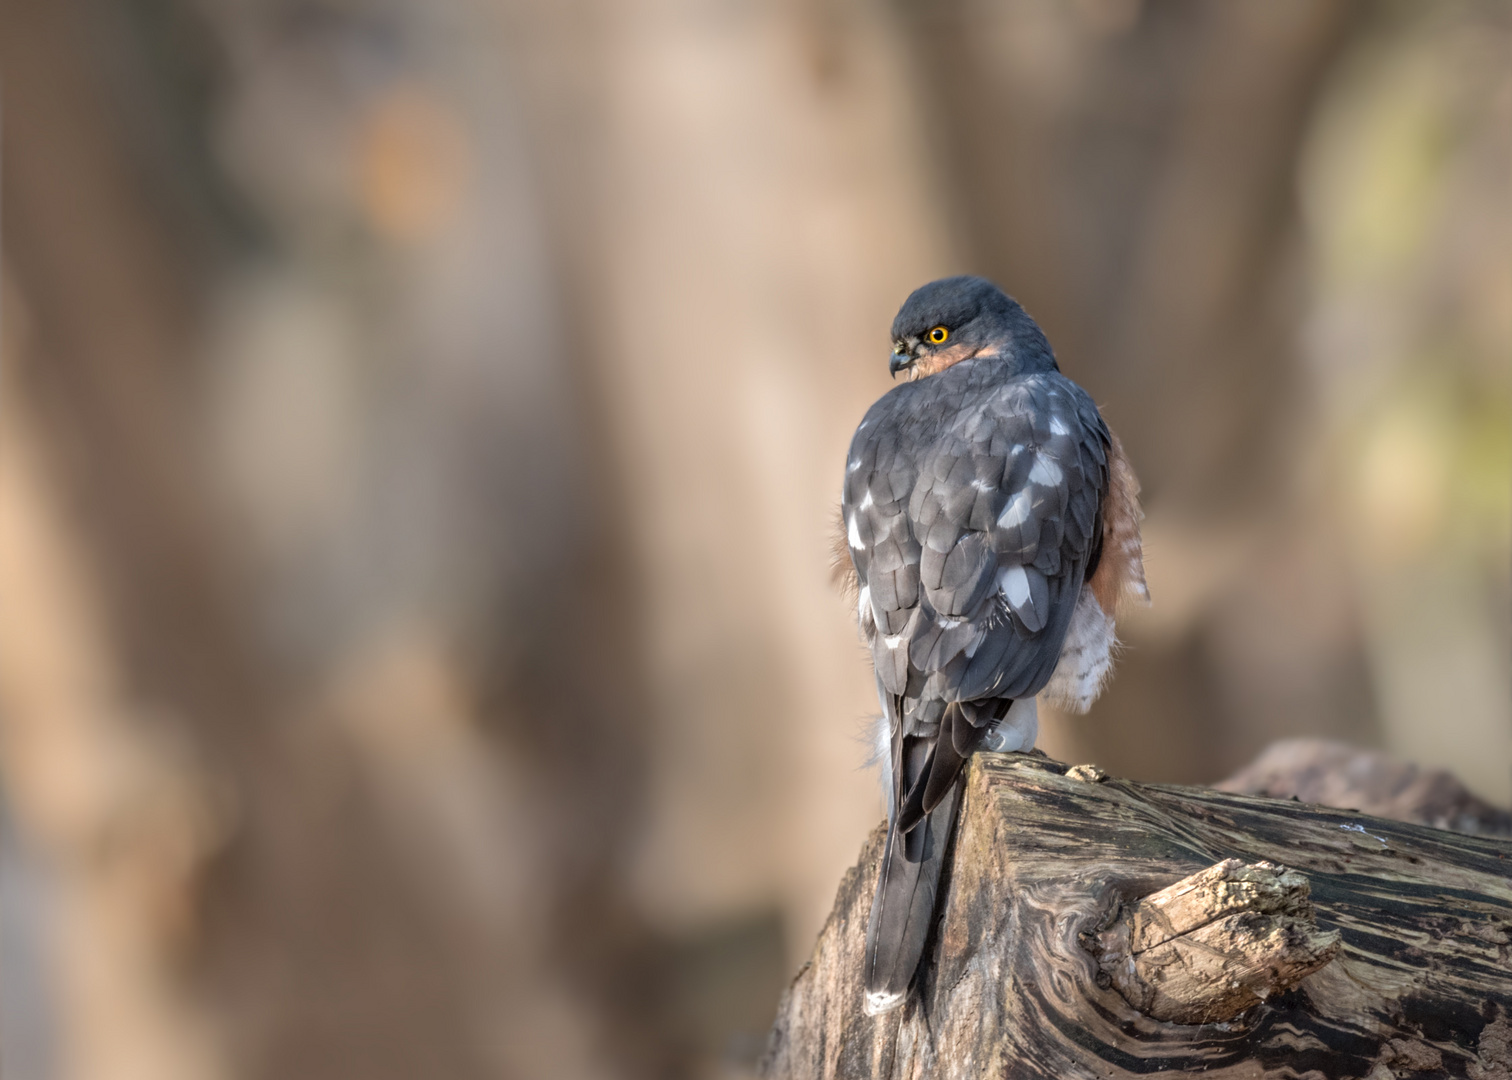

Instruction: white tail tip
[864,989,906,1016]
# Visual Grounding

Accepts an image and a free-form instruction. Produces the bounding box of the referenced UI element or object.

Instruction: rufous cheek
[913,343,981,377]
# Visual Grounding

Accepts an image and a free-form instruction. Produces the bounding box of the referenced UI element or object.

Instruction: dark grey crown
[891,275,1057,375]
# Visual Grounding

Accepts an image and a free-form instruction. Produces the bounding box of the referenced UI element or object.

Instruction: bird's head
[888,275,1056,380]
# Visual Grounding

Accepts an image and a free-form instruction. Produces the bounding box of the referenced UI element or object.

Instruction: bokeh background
[1,0,1507,1077]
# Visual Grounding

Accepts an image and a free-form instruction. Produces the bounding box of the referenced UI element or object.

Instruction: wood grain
[761,753,1512,1079]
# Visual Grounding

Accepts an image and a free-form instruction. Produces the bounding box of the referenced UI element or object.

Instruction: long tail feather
[920,705,969,816]
[862,777,963,1014]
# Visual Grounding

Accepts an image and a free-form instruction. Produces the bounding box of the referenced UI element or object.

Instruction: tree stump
[760,753,1512,1079]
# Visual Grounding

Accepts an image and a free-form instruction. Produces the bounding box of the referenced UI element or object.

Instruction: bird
[838,276,1148,1015]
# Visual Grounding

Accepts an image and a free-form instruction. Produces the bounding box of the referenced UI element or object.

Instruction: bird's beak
[889,350,913,378]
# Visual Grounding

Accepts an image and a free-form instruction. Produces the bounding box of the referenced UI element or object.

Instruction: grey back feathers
[844,362,1110,719]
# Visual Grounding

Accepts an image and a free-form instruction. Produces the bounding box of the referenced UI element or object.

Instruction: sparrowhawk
[839,276,1148,1014]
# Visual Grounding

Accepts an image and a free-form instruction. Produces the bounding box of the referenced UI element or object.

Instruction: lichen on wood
[761,753,1512,1079]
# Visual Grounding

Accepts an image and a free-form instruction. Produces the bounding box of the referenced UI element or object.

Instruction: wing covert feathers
[842,367,1111,714]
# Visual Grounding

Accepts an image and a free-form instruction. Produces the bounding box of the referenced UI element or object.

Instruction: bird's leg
[981,697,1039,753]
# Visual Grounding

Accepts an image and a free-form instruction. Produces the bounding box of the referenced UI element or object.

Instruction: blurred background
[1,0,1507,1076]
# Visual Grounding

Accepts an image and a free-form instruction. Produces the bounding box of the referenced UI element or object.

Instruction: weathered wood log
[761,753,1512,1079]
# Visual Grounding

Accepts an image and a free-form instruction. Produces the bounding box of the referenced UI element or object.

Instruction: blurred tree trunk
[499,0,954,984]
[1,1,662,1077]
[2,1,273,1075]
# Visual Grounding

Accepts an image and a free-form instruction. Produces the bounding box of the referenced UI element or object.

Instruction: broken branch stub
[1094,858,1342,1024]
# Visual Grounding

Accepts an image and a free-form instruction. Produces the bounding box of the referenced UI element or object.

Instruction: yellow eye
[927,326,949,344]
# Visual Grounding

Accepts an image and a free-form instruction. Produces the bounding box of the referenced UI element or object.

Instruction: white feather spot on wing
[997,490,1032,529]
[1029,455,1063,487]
[848,457,863,473]
[847,515,864,550]
[998,565,1031,612]
[858,584,871,621]
[1049,416,1069,436]
[859,489,874,510]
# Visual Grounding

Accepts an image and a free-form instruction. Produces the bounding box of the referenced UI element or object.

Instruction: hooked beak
[889,340,918,378]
